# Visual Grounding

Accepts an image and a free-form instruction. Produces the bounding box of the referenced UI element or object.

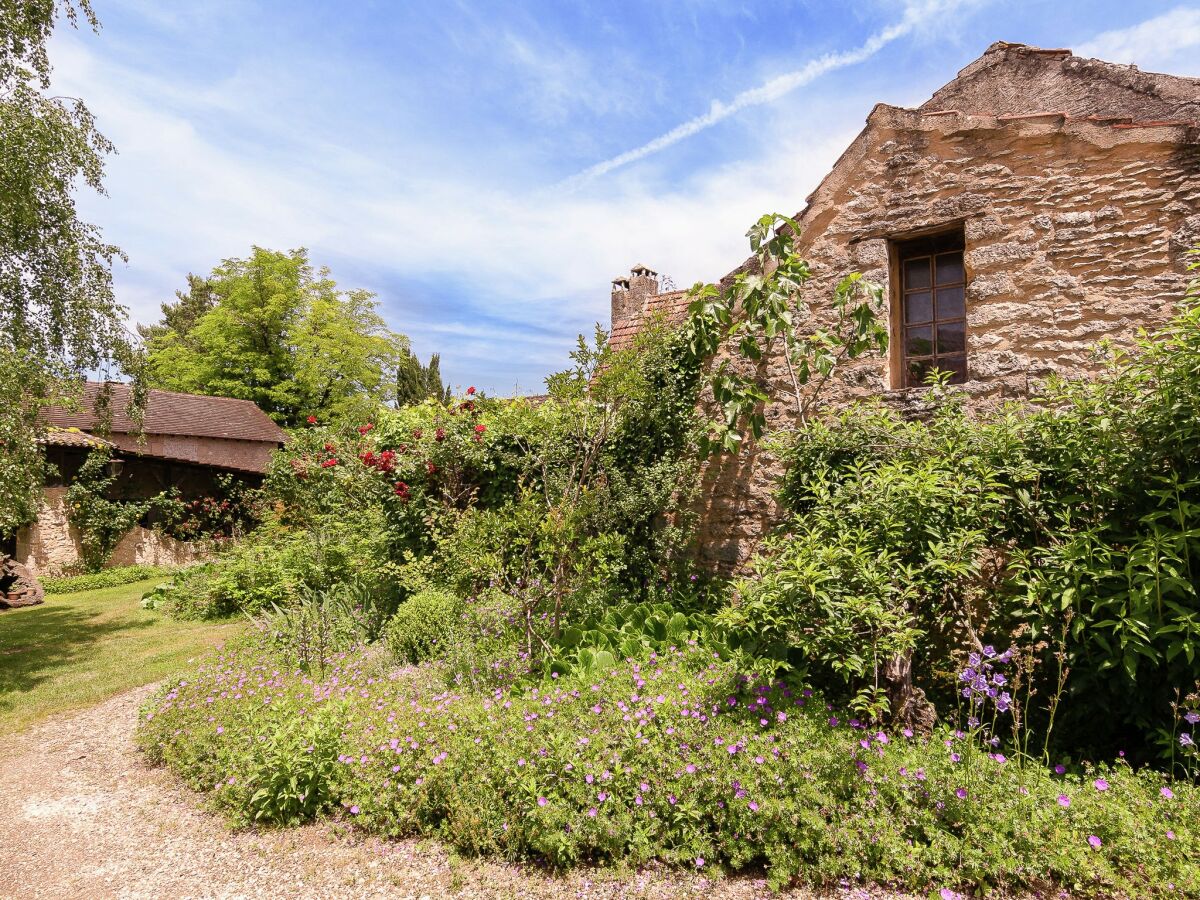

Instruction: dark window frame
[894,230,967,388]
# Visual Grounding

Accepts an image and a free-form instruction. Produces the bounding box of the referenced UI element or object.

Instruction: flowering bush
[139,640,1198,896]
[150,474,258,544]
[66,447,152,572]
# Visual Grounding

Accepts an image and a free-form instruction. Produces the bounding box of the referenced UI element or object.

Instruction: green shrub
[166,313,703,640]
[728,279,1200,761]
[139,641,1199,895]
[385,588,461,665]
[66,447,152,572]
[43,564,178,594]
[159,509,398,620]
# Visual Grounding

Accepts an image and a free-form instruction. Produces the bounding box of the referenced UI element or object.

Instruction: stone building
[8,383,286,575]
[607,42,1200,571]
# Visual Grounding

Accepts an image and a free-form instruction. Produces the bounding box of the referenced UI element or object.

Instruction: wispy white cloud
[563,0,974,186]
[51,2,969,393]
[1075,6,1200,73]
[52,25,856,393]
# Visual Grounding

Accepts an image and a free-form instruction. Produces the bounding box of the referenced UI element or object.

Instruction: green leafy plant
[725,263,1200,757]
[681,214,888,454]
[254,580,395,677]
[65,447,150,572]
[385,587,462,665]
[41,563,176,594]
[140,641,1199,895]
[550,599,725,678]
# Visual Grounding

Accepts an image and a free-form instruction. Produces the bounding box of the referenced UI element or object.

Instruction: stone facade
[15,487,204,577]
[609,42,1200,572]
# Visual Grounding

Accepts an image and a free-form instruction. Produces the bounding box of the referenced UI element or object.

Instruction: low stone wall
[14,487,204,577]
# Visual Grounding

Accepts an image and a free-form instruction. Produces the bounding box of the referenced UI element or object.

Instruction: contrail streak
[562,0,964,188]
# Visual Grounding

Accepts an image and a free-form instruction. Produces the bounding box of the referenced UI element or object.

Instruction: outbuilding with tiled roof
[13,383,287,576]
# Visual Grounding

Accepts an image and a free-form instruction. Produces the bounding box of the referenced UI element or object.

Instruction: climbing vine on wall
[680,213,889,455]
[66,447,150,572]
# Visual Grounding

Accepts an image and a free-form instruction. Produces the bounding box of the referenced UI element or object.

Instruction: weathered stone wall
[15,487,204,577]
[693,107,1200,571]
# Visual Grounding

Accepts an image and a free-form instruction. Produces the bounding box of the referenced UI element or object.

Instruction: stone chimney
[610,264,660,329]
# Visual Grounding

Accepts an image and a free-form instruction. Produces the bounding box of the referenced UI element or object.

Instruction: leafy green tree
[1,1,139,540]
[136,274,216,345]
[396,350,450,406]
[143,247,409,426]
[682,213,887,455]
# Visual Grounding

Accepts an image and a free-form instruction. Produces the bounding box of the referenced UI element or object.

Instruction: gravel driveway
[0,686,924,900]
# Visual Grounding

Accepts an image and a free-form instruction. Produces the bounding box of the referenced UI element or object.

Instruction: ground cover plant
[139,638,1198,896]
[41,563,178,595]
[137,228,1200,895]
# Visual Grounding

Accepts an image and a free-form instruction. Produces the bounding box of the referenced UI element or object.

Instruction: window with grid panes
[897,232,966,387]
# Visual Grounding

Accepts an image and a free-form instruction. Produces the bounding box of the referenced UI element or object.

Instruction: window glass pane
[905,325,933,357]
[905,292,933,324]
[907,358,933,387]
[904,257,931,290]
[936,321,965,354]
[935,252,964,286]
[936,285,965,320]
[937,355,967,384]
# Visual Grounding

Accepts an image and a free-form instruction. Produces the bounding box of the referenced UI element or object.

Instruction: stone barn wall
[15,487,204,577]
[692,107,1200,572]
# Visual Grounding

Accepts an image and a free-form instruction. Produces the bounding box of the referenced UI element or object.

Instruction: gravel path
[0,686,923,900]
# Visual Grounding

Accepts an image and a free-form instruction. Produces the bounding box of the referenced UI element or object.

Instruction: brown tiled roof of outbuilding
[40,427,115,449]
[43,382,288,444]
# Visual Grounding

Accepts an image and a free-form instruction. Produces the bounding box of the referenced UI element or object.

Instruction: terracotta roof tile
[43,382,288,444]
[40,427,115,449]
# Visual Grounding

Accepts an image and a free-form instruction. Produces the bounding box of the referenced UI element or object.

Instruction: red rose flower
[474,424,486,434]
[321,458,339,468]
[413,428,423,439]
[324,443,336,453]
[306,415,317,425]
[435,428,445,442]
[426,460,437,475]
[467,386,476,395]
[358,423,374,434]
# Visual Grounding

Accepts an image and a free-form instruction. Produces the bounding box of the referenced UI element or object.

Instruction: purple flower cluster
[958,645,1013,714]
[137,639,1200,890]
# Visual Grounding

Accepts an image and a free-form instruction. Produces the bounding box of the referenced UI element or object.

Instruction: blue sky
[52,1,1200,394]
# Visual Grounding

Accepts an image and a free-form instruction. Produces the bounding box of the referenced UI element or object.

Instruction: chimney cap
[611,276,630,289]
[630,263,657,277]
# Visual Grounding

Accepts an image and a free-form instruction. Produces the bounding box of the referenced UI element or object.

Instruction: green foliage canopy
[395,350,450,406]
[726,258,1200,758]
[0,1,139,538]
[143,247,408,426]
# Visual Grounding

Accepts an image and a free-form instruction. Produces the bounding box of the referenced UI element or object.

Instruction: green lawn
[0,577,244,734]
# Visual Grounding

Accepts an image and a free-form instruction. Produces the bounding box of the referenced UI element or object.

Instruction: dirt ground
[0,685,932,900]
